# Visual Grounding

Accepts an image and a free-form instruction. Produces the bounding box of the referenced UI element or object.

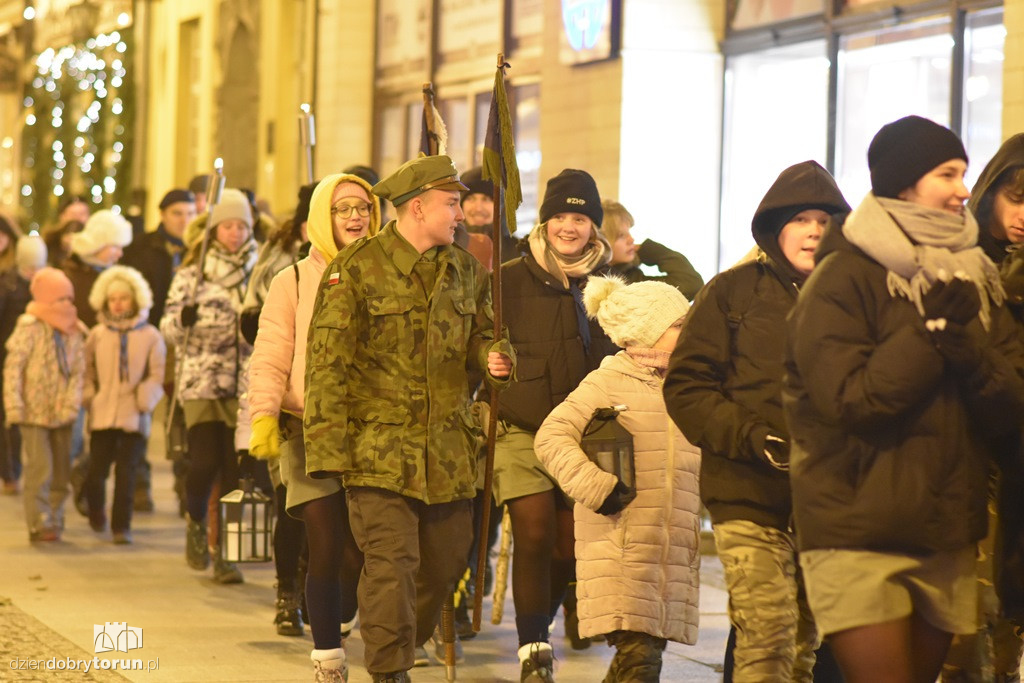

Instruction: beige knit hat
[583,275,689,348]
[208,188,253,230]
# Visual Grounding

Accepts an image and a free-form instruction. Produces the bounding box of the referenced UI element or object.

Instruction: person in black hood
[664,160,849,681]
[783,116,1024,683]
[938,134,1024,682]
[970,134,1024,312]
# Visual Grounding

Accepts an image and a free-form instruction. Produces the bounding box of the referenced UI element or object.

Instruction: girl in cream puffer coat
[535,275,701,682]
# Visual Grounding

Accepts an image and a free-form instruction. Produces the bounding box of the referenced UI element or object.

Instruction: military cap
[373,155,470,207]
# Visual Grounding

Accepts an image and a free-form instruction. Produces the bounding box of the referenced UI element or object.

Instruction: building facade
[0,0,1021,278]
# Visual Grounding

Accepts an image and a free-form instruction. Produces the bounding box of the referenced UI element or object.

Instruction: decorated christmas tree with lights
[20,29,134,232]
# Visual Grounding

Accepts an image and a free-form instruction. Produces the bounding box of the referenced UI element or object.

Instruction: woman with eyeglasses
[247,174,379,682]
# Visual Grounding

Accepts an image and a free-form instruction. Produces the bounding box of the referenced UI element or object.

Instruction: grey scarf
[843,193,1004,329]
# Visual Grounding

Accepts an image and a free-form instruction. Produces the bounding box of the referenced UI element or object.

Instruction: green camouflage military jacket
[304,221,510,504]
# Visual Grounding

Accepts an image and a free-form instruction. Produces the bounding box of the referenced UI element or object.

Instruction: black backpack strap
[725,260,763,331]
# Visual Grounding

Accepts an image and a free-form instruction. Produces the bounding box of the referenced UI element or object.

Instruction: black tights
[184,421,237,523]
[273,484,305,582]
[301,490,363,650]
[508,489,575,645]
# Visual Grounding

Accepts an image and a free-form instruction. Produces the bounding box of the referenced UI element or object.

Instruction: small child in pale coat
[3,267,86,542]
[82,265,165,544]
[534,275,702,682]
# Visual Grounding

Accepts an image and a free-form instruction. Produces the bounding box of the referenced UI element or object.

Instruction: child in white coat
[82,265,165,544]
[534,275,701,682]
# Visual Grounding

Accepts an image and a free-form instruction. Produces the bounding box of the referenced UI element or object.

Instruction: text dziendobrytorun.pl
[9,657,159,672]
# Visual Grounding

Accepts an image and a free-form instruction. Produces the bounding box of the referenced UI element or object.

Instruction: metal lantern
[580,405,636,498]
[219,478,274,563]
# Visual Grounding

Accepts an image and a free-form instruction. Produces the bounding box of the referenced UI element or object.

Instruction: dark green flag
[482,61,522,237]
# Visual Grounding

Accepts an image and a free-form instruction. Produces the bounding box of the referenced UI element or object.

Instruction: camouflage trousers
[713,519,817,682]
[602,631,667,683]
[942,502,1024,682]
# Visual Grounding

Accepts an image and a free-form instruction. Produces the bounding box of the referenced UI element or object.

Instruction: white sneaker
[311,647,348,682]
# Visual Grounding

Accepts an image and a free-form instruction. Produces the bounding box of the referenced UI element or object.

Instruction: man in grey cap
[304,155,514,682]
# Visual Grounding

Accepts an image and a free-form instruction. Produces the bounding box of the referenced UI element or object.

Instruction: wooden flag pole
[474,52,510,633]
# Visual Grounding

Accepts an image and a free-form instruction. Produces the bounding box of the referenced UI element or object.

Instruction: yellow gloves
[249,415,281,459]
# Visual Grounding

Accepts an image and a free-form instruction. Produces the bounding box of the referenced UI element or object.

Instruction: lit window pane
[378,104,406,177]
[439,97,470,175]
[720,40,828,271]
[963,9,1004,189]
[514,83,541,235]
[836,19,952,202]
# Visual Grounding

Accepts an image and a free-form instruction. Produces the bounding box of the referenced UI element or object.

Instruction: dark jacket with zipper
[664,160,849,531]
[966,134,1024,621]
[121,227,180,327]
[497,252,618,432]
[610,239,704,301]
[784,206,1024,554]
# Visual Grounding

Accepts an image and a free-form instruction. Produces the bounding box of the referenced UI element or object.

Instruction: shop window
[835,18,952,202]
[963,8,1004,188]
[378,104,407,177]
[720,40,828,270]
[439,97,470,174]
[407,102,421,159]
[474,92,491,168]
[513,83,541,235]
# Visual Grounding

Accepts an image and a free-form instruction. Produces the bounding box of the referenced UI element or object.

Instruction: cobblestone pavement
[0,598,128,682]
[1,457,729,682]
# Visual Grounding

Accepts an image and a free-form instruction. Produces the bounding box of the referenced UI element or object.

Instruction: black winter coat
[664,258,796,530]
[121,228,178,327]
[59,254,100,328]
[663,159,849,531]
[610,239,704,301]
[784,215,1024,554]
[497,253,618,432]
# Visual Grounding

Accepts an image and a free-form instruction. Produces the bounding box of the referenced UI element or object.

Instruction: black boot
[274,578,304,636]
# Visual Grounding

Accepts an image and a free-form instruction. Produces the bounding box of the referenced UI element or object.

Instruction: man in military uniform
[304,155,513,683]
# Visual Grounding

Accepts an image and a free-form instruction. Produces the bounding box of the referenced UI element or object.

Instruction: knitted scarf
[26,299,79,336]
[527,223,611,289]
[625,347,671,377]
[203,239,258,308]
[98,309,147,382]
[842,192,1004,330]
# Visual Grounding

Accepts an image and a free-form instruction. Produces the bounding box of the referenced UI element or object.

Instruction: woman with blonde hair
[494,169,619,681]
[601,199,704,300]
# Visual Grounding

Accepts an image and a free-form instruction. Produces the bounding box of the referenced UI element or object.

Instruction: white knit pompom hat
[71,209,133,256]
[88,264,153,317]
[583,275,689,348]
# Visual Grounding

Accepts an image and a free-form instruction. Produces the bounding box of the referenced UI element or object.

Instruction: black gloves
[763,434,790,471]
[596,481,634,516]
[922,277,981,326]
[928,321,985,373]
[181,303,199,328]
[239,307,260,345]
[922,276,984,373]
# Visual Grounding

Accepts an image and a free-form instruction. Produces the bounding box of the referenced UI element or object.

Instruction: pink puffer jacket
[247,249,325,420]
[535,352,702,644]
